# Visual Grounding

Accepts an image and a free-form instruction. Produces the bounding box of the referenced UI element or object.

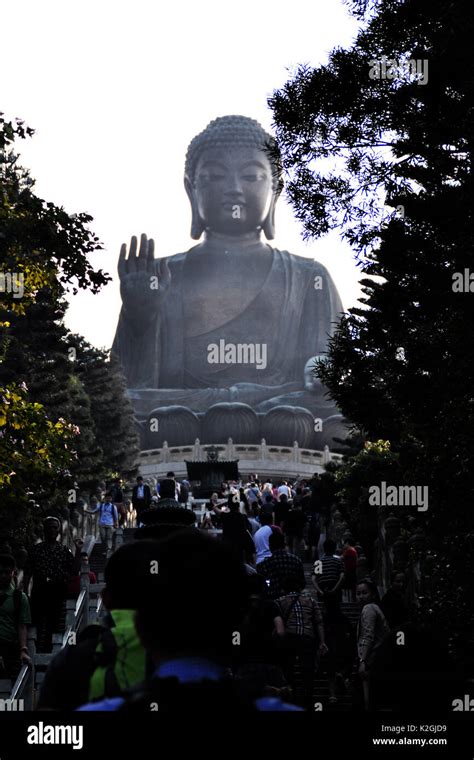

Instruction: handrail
[96,593,104,624]
[7,626,36,710]
[8,538,105,708]
[62,588,88,647]
[10,664,30,702]
[10,561,104,706]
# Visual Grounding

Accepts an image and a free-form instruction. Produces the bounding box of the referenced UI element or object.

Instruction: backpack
[0,589,23,635]
[89,625,121,697]
[78,610,147,701]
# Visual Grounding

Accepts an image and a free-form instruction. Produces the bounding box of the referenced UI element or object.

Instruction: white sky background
[2,0,363,350]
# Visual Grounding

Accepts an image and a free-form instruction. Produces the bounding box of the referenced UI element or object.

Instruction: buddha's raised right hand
[118,233,171,328]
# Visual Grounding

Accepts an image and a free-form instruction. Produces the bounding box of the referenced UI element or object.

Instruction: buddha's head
[185,115,283,240]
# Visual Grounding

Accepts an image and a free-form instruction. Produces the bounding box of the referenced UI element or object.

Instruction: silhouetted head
[269,530,285,552]
[102,540,164,610]
[281,573,305,593]
[390,571,406,594]
[0,554,15,590]
[134,531,248,661]
[43,516,61,544]
[323,538,337,555]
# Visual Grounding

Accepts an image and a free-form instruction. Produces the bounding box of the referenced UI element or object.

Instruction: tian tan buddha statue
[112,115,347,449]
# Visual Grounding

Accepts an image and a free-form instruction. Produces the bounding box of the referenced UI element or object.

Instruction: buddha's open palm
[118,234,170,325]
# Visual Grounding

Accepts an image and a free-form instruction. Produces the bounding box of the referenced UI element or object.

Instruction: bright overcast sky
[2,0,362,350]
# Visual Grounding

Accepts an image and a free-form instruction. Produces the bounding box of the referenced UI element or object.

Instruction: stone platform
[137,438,343,480]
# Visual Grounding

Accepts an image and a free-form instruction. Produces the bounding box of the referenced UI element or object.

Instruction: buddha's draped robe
[112,248,343,419]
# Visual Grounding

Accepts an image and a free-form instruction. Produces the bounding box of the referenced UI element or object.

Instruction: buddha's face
[193,146,274,236]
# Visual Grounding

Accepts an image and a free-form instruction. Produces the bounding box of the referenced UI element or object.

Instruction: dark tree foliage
[0,116,110,540]
[66,373,104,492]
[270,0,474,664]
[0,115,109,301]
[0,289,72,416]
[71,336,139,481]
[0,288,103,505]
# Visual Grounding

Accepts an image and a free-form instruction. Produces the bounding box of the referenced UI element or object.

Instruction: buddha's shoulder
[154,251,189,276]
[273,248,331,275]
[160,246,208,267]
[158,247,331,275]
[160,251,188,265]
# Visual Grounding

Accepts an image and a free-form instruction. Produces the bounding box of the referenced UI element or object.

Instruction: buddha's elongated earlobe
[184,176,205,240]
[262,195,278,240]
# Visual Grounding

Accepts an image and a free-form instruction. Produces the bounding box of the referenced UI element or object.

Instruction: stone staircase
[88,528,137,579]
[296,563,360,712]
[87,536,360,711]
[312,600,359,712]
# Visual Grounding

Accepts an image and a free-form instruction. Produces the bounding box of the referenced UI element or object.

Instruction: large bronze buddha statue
[112,116,346,449]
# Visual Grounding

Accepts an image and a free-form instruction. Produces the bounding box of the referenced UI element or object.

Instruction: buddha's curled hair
[185,115,283,193]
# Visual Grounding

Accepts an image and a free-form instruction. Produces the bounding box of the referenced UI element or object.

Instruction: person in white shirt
[132,476,151,524]
[277,481,291,500]
[246,508,260,535]
[253,513,274,564]
[246,482,261,506]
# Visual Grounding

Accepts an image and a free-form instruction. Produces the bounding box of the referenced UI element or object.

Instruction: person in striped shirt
[276,574,328,707]
[311,538,345,615]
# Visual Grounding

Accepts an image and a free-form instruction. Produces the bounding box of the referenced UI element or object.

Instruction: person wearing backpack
[37,541,158,711]
[86,492,119,558]
[0,554,32,680]
[77,532,302,712]
[246,482,261,507]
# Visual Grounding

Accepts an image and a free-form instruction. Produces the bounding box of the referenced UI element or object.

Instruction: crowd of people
[0,471,456,712]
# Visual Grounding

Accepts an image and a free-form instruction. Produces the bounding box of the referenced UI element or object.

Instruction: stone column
[323,445,330,466]
[293,440,300,464]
